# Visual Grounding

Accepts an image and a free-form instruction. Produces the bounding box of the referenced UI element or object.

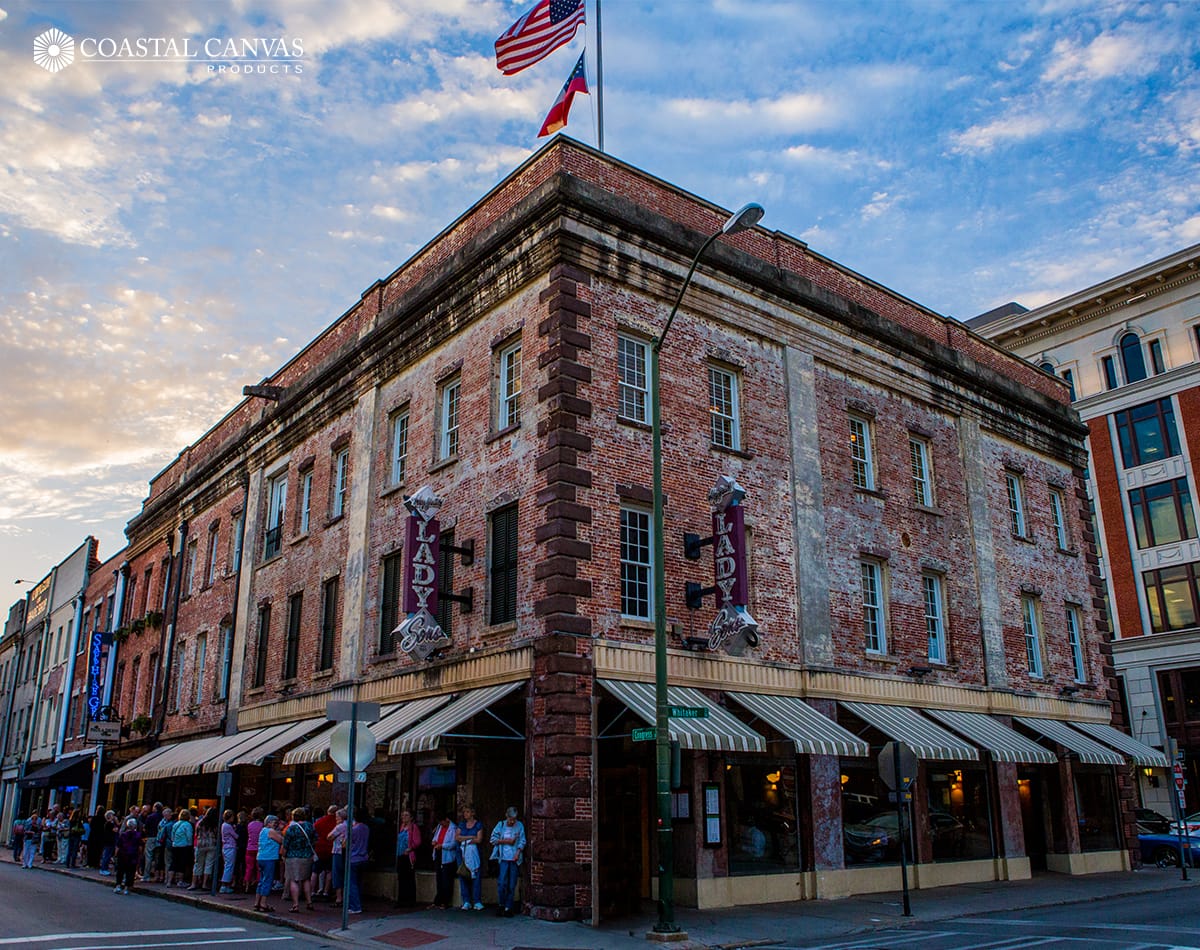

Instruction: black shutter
[379,552,402,654]
[490,504,518,625]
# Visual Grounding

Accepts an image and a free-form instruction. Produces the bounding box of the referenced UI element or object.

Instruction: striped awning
[117,734,224,782]
[599,680,765,753]
[389,682,525,756]
[726,692,868,757]
[222,717,326,769]
[1014,717,1124,765]
[283,696,454,766]
[1069,720,1169,768]
[105,743,177,784]
[841,701,979,761]
[925,709,1057,765]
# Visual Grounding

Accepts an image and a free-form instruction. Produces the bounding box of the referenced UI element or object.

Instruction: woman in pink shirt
[244,807,264,892]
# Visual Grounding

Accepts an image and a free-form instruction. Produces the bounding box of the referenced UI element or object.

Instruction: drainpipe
[88,562,128,809]
[219,482,250,737]
[155,520,189,736]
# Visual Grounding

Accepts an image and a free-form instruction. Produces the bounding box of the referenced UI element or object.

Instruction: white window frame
[849,415,875,491]
[1005,472,1027,537]
[1049,488,1068,550]
[1022,595,1043,678]
[620,506,653,620]
[617,334,649,424]
[923,572,947,664]
[708,365,741,450]
[264,474,287,558]
[218,624,232,701]
[910,437,933,507]
[184,541,198,596]
[1065,604,1086,683]
[205,525,219,587]
[438,377,461,460]
[332,448,350,519]
[498,341,522,430]
[299,469,314,534]
[193,633,206,706]
[389,408,409,487]
[861,559,886,654]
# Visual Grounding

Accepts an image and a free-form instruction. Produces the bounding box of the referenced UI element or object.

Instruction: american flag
[495,0,585,76]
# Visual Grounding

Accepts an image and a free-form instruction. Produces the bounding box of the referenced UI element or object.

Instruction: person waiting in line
[191,806,219,890]
[55,809,71,865]
[169,808,194,888]
[489,806,526,918]
[219,809,238,894]
[311,805,336,901]
[394,808,421,908]
[20,811,41,869]
[98,810,119,874]
[253,815,284,914]
[113,817,143,896]
[140,803,162,881]
[328,808,348,908]
[345,807,370,916]
[244,807,264,893]
[67,808,85,869]
[233,810,249,892]
[457,804,484,911]
[154,807,175,884]
[428,812,458,910]
[282,806,316,912]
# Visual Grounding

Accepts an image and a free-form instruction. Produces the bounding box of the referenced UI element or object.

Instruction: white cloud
[667,92,835,132]
[950,112,1057,153]
[1042,27,1160,84]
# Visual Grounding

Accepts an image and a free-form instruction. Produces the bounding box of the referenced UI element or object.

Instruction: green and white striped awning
[925,709,1057,765]
[726,692,868,757]
[283,695,455,766]
[105,744,175,784]
[841,701,979,761]
[1014,717,1124,765]
[223,717,327,769]
[388,682,525,756]
[599,680,765,753]
[1068,720,1169,768]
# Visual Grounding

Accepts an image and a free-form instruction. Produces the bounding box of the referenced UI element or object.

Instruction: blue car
[1138,830,1200,868]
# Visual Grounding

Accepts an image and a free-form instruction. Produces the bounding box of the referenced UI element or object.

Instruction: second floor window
[390,409,409,487]
[1144,563,1200,633]
[205,525,219,587]
[439,377,461,460]
[253,604,271,688]
[1120,332,1147,383]
[320,577,339,671]
[379,551,402,654]
[620,507,652,619]
[708,366,740,450]
[284,592,302,680]
[1115,397,1181,469]
[617,334,649,423]
[1049,488,1069,549]
[1005,472,1027,537]
[498,341,522,429]
[193,634,206,706]
[217,624,232,701]
[490,504,519,625]
[1129,478,1197,549]
[861,559,886,654]
[849,415,875,490]
[1066,605,1086,683]
[184,541,198,596]
[910,437,933,506]
[299,469,314,534]
[331,448,350,519]
[264,474,287,559]
[923,573,947,664]
[1022,595,1043,678]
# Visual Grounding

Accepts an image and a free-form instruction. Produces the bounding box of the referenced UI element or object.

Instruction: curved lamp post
[651,202,763,935]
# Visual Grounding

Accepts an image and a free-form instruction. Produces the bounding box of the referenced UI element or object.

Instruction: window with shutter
[490,504,518,624]
[437,529,455,636]
[379,553,402,655]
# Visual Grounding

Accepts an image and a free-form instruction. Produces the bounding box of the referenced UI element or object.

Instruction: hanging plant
[113,626,131,643]
[130,617,146,636]
[144,610,164,629]
[130,714,152,735]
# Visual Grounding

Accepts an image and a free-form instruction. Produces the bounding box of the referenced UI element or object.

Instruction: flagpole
[595,0,604,152]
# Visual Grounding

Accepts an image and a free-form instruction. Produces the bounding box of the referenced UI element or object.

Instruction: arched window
[1120,332,1147,383]
[1039,361,1055,374]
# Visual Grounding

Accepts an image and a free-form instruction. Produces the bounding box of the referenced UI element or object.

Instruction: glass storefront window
[841,765,898,865]
[925,766,993,861]
[1074,766,1119,852]
[725,762,800,874]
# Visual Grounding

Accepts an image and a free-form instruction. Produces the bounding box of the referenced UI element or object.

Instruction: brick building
[41,138,1165,918]
[970,244,1200,824]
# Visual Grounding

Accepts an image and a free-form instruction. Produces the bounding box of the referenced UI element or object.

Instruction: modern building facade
[970,244,1200,822]
[2,139,1165,919]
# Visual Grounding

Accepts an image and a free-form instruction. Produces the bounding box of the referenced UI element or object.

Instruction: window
[193,634,206,706]
[264,473,287,559]
[1115,398,1181,468]
[923,573,947,664]
[498,341,522,430]
[320,577,339,671]
[148,652,160,713]
[170,644,184,712]
[1022,595,1043,678]
[617,334,649,424]
[1061,368,1076,401]
[1005,472,1027,537]
[1120,332,1147,383]
[205,524,219,587]
[230,512,244,574]
[438,376,461,460]
[284,592,302,680]
[1049,489,1069,549]
[112,661,125,713]
[141,567,152,615]
[1149,339,1166,375]
[910,437,933,507]
[130,658,142,716]
[436,529,455,637]
[490,504,519,625]
[1101,355,1118,390]
[217,625,232,701]
[1066,605,1086,683]
[331,448,350,519]
[620,507,653,619]
[725,762,800,873]
[1129,478,1197,549]
[299,468,314,534]
[1144,564,1200,633]
[184,540,198,596]
[708,365,740,450]
[253,605,271,688]
[861,560,886,653]
[849,416,875,490]
[379,552,403,654]
[389,409,409,487]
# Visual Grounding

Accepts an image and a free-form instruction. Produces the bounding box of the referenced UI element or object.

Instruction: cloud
[666,92,836,133]
[1042,26,1160,84]
[950,112,1058,153]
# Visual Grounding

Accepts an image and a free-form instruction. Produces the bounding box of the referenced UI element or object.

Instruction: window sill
[1012,533,1036,545]
[915,504,944,517]
[487,423,521,444]
[259,552,285,568]
[312,669,335,680]
[1057,546,1079,557]
[290,532,309,545]
[865,651,897,664]
[246,687,266,698]
[619,618,655,633]
[430,455,458,474]
[855,487,887,501]
[326,514,345,528]
[380,482,406,499]
[617,416,652,433]
[711,443,753,460]
[370,651,397,665]
[488,620,518,634]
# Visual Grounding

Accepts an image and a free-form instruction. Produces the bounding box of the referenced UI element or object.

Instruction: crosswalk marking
[0,930,247,946]
[53,939,293,950]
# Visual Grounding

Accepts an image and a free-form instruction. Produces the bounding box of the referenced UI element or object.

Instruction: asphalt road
[778,886,1200,949]
[0,863,342,950]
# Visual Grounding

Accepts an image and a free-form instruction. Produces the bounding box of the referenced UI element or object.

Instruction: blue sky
[1,0,1198,598]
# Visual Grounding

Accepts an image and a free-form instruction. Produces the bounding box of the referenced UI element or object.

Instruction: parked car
[843,822,889,863]
[1135,808,1171,834]
[1137,830,1200,868]
[1168,812,1200,836]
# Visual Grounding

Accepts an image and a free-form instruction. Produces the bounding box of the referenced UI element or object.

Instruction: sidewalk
[11,851,1199,949]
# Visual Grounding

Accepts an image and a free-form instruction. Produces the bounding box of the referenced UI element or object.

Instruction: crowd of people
[10,800,528,917]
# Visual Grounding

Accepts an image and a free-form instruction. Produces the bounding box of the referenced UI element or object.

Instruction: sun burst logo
[33,28,75,73]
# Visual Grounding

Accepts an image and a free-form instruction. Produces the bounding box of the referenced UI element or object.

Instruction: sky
[0,0,1198,604]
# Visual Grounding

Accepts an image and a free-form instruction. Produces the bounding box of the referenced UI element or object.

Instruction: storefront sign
[25,574,52,627]
[86,627,106,719]
[706,475,759,654]
[395,485,450,660]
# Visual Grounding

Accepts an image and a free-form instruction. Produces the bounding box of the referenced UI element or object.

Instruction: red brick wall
[1088,417,1141,640]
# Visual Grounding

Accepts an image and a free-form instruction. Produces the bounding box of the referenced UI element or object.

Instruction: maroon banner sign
[712,504,748,608]
[403,514,440,615]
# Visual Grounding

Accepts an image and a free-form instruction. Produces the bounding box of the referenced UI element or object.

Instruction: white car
[1168,811,1200,835]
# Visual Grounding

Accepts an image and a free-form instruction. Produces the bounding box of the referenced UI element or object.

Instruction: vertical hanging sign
[87,627,107,719]
[393,485,451,660]
[707,475,759,655]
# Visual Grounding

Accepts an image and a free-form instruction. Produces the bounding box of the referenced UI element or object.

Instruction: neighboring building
[15,138,1159,918]
[0,598,27,842]
[969,243,1200,820]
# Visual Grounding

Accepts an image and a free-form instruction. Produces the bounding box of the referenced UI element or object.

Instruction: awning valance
[1066,720,1169,768]
[1014,717,1124,765]
[726,692,868,757]
[18,749,96,789]
[925,709,1057,765]
[388,682,526,756]
[841,701,978,761]
[599,680,765,753]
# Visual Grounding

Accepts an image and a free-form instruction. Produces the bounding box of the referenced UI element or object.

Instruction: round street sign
[328,721,377,772]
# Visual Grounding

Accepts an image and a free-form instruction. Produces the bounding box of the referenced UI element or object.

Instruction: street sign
[669,705,709,719]
[632,726,657,742]
[216,771,233,798]
[328,722,377,772]
[336,770,368,783]
[86,720,120,742]
[879,741,918,792]
[327,700,381,723]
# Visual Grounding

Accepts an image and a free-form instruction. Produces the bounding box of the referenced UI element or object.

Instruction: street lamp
[651,202,763,935]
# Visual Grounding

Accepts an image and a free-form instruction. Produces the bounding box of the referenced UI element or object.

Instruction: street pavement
[5,850,1199,949]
